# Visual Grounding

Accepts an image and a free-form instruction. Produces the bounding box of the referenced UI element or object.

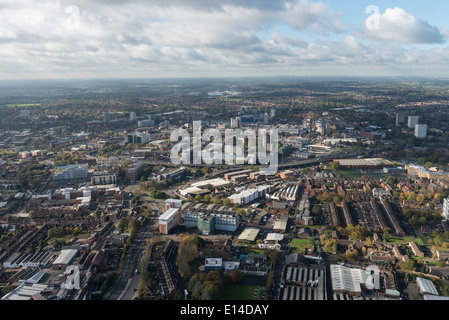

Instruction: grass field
[340,170,364,179]
[222,284,264,300]
[340,170,387,180]
[387,236,426,246]
[290,238,315,254]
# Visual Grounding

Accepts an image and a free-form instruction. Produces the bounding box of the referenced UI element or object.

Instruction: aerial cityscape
[1,0,449,311]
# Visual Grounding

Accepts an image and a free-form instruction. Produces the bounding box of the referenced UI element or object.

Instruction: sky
[1,0,449,80]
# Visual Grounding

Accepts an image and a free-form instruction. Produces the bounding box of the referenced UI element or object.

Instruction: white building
[1,282,48,300]
[130,112,137,121]
[159,207,181,234]
[415,124,428,139]
[228,185,272,205]
[330,264,373,297]
[183,203,240,233]
[416,277,439,296]
[52,249,78,270]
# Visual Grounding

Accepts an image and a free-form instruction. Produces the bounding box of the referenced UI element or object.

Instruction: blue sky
[0,0,448,79]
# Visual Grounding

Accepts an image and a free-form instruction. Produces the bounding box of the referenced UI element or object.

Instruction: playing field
[222,284,263,300]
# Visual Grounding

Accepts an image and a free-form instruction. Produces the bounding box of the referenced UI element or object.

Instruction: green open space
[290,238,316,254]
[387,236,426,246]
[222,284,264,300]
[340,170,388,180]
[340,171,364,179]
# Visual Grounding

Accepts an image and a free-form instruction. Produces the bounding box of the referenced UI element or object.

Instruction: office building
[228,185,272,205]
[130,112,137,121]
[161,167,187,182]
[415,124,428,139]
[183,203,240,234]
[126,161,144,182]
[91,172,117,185]
[53,164,89,184]
[159,207,182,235]
[127,132,151,144]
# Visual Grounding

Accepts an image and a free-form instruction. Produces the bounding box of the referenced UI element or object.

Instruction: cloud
[0,1,447,79]
[361,7,446,44]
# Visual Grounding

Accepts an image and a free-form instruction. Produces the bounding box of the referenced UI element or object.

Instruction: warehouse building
[237,227,260,243]
[52,249,78,270]
[416,277,439,296]
[282,265,326,300]
[224,170,253,181]
[330,264,373,297]
[1,283,49,301]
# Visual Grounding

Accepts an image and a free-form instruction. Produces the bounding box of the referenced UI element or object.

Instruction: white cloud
[361,7,445,44]
[0,1,447,78]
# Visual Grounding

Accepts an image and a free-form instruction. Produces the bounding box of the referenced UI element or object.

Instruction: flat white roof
[205,258,223,267]
[330,264,371,294]
[191,178,230,188]
[238,227,260,242]
[274,220,288,230]
[417,277,439,296]
[424,294,449,300]
[53,249,78,265]
[266,233,284,242]
[159,207,179,221]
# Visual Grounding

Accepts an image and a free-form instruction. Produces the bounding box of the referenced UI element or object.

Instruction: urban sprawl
[0,78,449,301]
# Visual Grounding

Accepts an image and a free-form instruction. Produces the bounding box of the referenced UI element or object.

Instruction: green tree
[223,198,231,207]
[229,269,242,284]
[385,176,397,185]
[331,161,340,172]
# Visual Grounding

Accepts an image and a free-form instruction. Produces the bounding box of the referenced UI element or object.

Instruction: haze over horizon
[1,0,449,80]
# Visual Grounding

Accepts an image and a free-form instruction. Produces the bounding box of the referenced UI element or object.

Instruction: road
[105,219,158,300]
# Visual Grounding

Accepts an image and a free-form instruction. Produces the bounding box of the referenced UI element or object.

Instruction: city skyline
[1,0,449,80]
